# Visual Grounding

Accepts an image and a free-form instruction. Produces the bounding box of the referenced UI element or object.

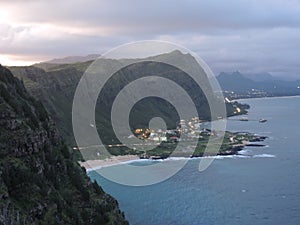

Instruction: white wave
[119,158,151,164]
[193,155,250,159]
[86,153,275,173]
[126,154,252,163]
[161,157,191,161]
[86,166,102,172]
[252,154,275,158]
[238,149,252,155]
[123,155,251,165]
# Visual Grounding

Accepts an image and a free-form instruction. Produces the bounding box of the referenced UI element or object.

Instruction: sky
[0,0,300,79]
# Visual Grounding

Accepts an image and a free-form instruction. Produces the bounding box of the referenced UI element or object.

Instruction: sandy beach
[79,155,140,171]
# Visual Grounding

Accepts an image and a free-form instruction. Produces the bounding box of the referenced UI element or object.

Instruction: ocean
[88,96,300,225]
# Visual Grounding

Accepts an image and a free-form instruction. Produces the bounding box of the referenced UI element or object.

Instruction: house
[170,136,179,142]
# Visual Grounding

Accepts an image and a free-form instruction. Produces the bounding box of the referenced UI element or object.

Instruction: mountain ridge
[39,54,101,65]
[217,71,300,98]
[9,52,248,148]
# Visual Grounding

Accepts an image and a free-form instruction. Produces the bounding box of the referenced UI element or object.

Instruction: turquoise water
[88,96,300,225]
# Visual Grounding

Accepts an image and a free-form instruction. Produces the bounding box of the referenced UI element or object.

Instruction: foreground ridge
[0,65,128,225]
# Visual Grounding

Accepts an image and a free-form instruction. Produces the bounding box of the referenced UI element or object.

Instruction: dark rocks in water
[249,136,268,142]
[218,145,244,156]
[246,143,266,147]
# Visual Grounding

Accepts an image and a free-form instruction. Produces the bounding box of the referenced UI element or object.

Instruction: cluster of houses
[223,89,269,99]
[131,117,215,143]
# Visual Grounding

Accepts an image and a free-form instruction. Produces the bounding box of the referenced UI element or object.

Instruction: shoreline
[79,142,267,172]
[79,155,140,172]
[234,94,300,101]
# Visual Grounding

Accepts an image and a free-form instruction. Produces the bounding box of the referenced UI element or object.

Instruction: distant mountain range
[243,72,275,82]
[217,71,300,99]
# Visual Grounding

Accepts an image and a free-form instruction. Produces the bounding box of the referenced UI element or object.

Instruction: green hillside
[10,51,248,147]
[0,65,128,224]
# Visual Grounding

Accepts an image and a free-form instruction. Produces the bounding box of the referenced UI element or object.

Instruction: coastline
[78,118,268,172]
[79,155,140,172]
[79,141,267,172]
[234,94,300,101]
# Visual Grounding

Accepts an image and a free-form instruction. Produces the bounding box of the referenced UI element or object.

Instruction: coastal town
[132,117,204,143]
[76,115,267,162]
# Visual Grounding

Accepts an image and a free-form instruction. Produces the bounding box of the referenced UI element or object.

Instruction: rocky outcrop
[10,65,84,145]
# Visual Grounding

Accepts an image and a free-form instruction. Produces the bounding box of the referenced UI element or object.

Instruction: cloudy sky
[1,0,300,79]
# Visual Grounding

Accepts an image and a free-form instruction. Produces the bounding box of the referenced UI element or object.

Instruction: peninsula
[77,118,267,171]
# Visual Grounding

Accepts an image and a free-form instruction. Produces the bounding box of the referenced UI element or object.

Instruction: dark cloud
[4,0,300,29]
[0,0,300,78]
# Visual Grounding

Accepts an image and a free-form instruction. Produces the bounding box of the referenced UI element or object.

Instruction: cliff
[0,65,128,224]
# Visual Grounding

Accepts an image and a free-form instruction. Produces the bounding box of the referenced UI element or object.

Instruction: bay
[88,96,300,225]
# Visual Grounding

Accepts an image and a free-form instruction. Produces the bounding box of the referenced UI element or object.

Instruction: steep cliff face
[0,65,128,224]
[10,65,84,145]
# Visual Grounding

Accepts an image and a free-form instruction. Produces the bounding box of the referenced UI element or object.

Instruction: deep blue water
[89,96,300,225]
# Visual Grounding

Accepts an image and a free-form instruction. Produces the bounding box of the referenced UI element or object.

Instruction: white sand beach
[79,155,140,171]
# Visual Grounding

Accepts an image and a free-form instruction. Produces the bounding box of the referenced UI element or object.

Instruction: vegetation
[0,65,128,224]
[9,51,249,148]
[77,130,266,161]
